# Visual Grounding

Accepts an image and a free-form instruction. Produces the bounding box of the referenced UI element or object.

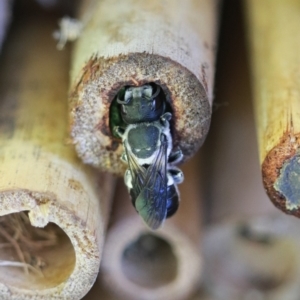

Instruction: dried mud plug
[112,84,184,229]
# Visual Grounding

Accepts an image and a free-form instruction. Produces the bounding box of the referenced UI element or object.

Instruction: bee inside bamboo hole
[0,211,75,289]
[109,83,185,230]
[121,233,177,289]
[109,83,172,138]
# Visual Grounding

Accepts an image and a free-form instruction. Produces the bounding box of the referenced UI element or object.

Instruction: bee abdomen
[166,184,179,218]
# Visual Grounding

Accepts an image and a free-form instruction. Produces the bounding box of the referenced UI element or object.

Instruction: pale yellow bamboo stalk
[0,11,114,300]
[68,0,219,175]
[245,0,300,216]
[202,10,300,297]
[99,153,202,300]
[204,81,300,298]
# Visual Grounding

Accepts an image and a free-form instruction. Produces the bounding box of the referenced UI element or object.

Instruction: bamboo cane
[84,279,213,300]
[0,10,114,300]
[99,153,202,300]
[245,0,300,216]
[204,64,300,299]
[202,4,300,297]
[68,0,219,175]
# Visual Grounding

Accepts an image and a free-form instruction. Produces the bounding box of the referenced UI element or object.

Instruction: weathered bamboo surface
[69,0,219,175]
[0,9,114,300]
[202,4,300,298]
[246,0,300,216]
[100,153,202,300]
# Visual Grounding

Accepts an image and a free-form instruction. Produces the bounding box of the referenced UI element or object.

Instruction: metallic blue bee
[114,84,184,230]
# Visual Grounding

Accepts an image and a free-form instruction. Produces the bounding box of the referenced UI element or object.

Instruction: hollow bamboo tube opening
[0,212,75,290]
[121,234,177,289]
[202,3,300,298]
[204,218,300,300]
[100,153,202,300]
[245,0,300,216]
[103,218,197,300]
[0,8,114,299]
[69,0,219,175]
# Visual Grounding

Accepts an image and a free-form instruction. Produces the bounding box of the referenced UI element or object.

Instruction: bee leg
[114,126,125,138]
[168,148,183,164]
[168,167,184,184]
[160,112,172,125]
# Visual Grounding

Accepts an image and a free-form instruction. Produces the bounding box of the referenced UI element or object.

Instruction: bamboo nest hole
[0,211,75,289]
[235,224,294,291]
[205,221,298,294]
[121,233,178,289]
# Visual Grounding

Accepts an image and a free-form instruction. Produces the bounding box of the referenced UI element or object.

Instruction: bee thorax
[128,125,160,159]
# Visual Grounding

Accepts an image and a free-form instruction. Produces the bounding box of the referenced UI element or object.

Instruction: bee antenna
[117,98,126,104]
[117,95,130,105]
[151,85,161,99]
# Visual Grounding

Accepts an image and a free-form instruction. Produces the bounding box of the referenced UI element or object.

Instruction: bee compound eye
[122,89,133,104]
[142,85,153,97]
[151,84,160,98]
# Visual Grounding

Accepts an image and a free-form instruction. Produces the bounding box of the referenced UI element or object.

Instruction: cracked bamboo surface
[0,10,114,300]
[100,153,202,300]
[246,0,300,216]
[69,0,219,175]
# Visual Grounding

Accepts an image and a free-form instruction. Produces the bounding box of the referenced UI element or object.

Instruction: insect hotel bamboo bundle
[100,154,202,300]
[69,0,219,176]
[202,6,300,297]
[245,0,300,217]
[0,11,114,300]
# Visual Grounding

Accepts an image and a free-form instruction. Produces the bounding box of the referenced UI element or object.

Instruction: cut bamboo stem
[99,153,202,300]
[245,0,300,216]
[0,10,114,300]
[203,5,300,297]
[69,0,219,175]
[83,278,212,300]
[204,67,300,298]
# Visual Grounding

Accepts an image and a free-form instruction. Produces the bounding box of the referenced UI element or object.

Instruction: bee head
[117,84,165,124]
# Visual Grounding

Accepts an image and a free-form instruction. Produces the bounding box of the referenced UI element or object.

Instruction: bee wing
[134,135,168,230]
